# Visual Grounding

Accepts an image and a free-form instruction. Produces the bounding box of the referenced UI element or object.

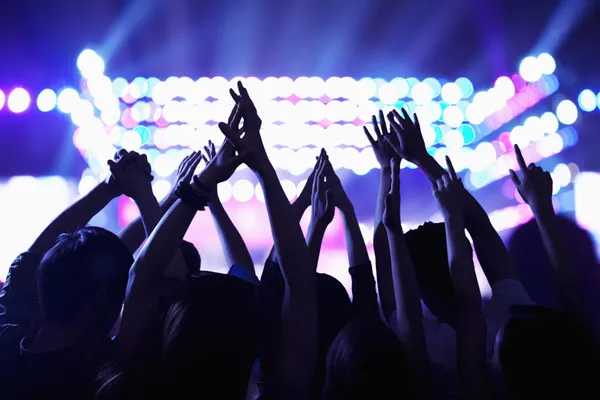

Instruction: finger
[371,115,382,138]
[229,88,241,104]
[363,127,376,148]
[514,144,528,172]
[201,153,210,164]
[445,156,457,180]
[437,177,445,192]
[203,145,211,158]
[379,109,388,136]
[383,135,401,154]
[401,108,411,124]
[115,149,128,160]
[107,159,117,170]
[387,112,403,133]
[227,103,239,125]
[210,140,216,157]
[528,163,538,170]
[218,122,245,150]
[188,151,204,174]
[315,159,326,199]
[414,113,420,131]
[230,106,243,132]
[442,173,452,188]
[509,169,521,187]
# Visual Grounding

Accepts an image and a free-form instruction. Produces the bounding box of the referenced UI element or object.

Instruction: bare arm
[384,158,428,389]
[209,195,254,272]
[223,83,317,397]
[511,146,596,336]
[433,160,489,399]
[365,112,396,320]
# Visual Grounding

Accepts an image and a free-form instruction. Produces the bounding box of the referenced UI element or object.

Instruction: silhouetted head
[508,216,599,311]
[179,240,200,275]
[405,222,456,325]
[37,227,132,336]
[161,273,258,398]
[494,305,598,399]
[323,318,418,400]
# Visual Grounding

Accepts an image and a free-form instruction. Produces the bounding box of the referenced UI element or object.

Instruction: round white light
[556,100,578,125]
[7,88,31,113]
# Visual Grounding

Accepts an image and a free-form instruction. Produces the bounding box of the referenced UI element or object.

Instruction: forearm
[341,205,370,267]
[258,166,314,289]
[373,171,395,319]
[209,197,254,272]
[417,154,518,284]
[386,227,427,377]
[29,182,117,253]
[306,221,327,270]
[445,219,481,309]
[118,195,176,254]
[268,200,308,264]
[532,205,591,325]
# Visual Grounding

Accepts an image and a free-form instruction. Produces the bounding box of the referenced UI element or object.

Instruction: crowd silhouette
[0,81,598,399]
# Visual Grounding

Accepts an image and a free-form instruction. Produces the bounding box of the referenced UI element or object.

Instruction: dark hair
[508,216,599,311]
[323,318,418,400]
[405,222,456,324]
[497,305,598,399]
[179,240,200,275]
[37,227,132,332]
[161,273,258,398]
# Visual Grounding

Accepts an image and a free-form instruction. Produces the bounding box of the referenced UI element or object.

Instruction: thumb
[509,169,521,187]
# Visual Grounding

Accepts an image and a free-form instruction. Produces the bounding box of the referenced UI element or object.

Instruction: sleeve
[349,262,379,318]
[483,279,535,360]
[0,252,43,325]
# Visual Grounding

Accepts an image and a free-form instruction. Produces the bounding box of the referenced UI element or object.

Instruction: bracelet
[192,176,213,195]
[174,182,209,211]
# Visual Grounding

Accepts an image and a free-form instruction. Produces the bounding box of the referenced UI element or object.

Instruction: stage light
[458,124,476,144]
[442,105,464,128]
[578,89,597,112]
[391,78,410,99]
[537,53,556,75]
[77,49,105,79]
[441,82,461,104]
[7,88,30,113]
[57,88,80,113]
[553,163,571,188]
[218,182,233,202]
[37,89,57,112]
[519,56,542,83]
[412,82,434,105]
[524,116,544,141]
[494,76,516,100]
[356,78,378,100]
[455,77,474,99]
[233,179,255,202]
[556,99,578,125]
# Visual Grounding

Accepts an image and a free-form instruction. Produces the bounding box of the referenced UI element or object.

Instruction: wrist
[98,181,121,200]
[531,200,554,216]
[309,218,329,233]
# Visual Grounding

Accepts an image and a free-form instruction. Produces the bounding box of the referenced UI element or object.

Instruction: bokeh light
[556,99,578,125]
[0,89,5,111]
[578,89,597,112]
[37,89,57,112]
[7,88,31,113]
[537,53,556,75]
[519,56,542,83]
[77,49,105,79]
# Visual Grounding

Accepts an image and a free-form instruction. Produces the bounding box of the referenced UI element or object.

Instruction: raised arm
[118,135,248,362]
[510,145,596,335]
[433,157,489,399]
[383,157,427,389]
[306,154,334,268]
[364,111,396,319]
[324,158,378,317]
[386,109,519,286]
[202,139,254,274]
[27,151,134,254]
[117,151,203,254]
[224,82,317,397]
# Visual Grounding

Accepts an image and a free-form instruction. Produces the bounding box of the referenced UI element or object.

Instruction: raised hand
[432,156,465,221]
[385,108,427,163]
[200,139,245,189]
[107,150,154,201]
[311,158,334,225]
[364,110,399,168]
[322,153,353,213]
[294,150,324,211]
[383,158,401,229]
[509,144,553,211]
[218,81,270,174]
[169,151,204,196]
